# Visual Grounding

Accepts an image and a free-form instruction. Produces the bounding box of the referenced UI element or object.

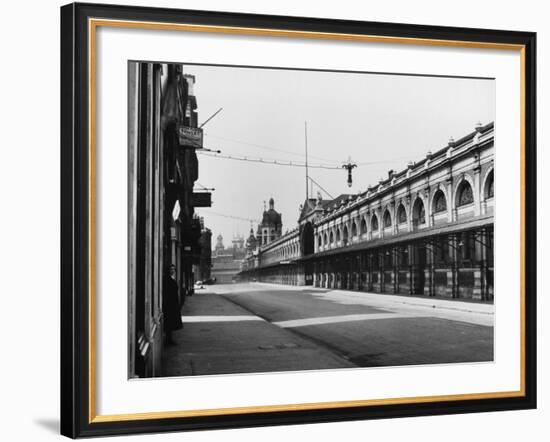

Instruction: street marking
[273,313,414,328]
[181,315,264,323]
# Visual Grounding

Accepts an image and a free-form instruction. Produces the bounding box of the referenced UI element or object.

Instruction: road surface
[163,282,493,377]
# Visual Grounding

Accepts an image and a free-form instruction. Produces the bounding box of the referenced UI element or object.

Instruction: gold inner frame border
[87,17,527,424]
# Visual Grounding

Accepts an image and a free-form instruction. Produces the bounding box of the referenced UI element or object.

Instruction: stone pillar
[482,229,490,300]
[424,240,435,297]
[472,267,483,300]
[379,253,385,293]
[446,235,459,298]
[358,254,363,291]
[474,165,482,216]
[425,188,433,229]
[392,248,398,294]
[446,177,455,223]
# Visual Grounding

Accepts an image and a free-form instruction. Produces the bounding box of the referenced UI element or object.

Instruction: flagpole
[305,121,309,200]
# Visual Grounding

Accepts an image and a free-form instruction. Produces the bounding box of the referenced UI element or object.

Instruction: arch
[343,225,349,245]
[329,230,334,244]
[412,197,425,227]
[432,189,447,214]
[351,220,358,237]
[397,203,407,224]
[323,232,328,246]
[317,234,323,249]
[336,227,341,242]
[360,217,368,234]
[371,214,379,231]
[383,209,392,228]
[483,168,494,199]
[456,179,474,207]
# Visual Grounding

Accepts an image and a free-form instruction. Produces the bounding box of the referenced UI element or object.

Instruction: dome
[262,208,282,227]
[262,197,281,227]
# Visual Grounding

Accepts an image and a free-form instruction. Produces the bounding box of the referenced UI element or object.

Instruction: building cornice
[316,123,494,226]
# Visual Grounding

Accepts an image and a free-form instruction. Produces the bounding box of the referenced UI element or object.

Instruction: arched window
[485,170,494,199]
[351,221,357,237]
[383,210,392,228]
[329,231,334,244]
[360,218,367,234]
[397,204,407,224]
[412,198,425,227]
[318,235,323,248]
[336,228,341,242]
[343,226,349,245]
[433,190,447,213]
[457,180,474,207]
[324,233,328,245]
[371,214,379,231]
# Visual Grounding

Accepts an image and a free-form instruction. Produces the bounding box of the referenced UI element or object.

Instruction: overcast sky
[179,63,495,248]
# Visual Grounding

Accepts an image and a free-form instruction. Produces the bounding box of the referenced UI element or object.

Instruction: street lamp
[342,159,357,188]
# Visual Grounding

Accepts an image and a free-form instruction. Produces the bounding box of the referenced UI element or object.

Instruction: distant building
[193,217,212,283]
[211,234,246,283]
[245,227,258,253]
[257,198,282,245]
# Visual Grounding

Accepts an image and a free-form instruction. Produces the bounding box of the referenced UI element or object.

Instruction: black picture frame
[60,2,537,438]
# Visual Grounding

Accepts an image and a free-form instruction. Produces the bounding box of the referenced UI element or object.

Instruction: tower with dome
[257,197,283,246]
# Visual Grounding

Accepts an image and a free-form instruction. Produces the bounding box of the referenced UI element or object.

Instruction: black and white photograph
[128,61,495,379]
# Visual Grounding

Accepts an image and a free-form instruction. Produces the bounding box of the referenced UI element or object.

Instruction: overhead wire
[197,151,343,170]
[204,132,342,165]
[196,209,260,224]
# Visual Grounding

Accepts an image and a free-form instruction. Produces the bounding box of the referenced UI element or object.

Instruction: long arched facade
[239,122,494,301]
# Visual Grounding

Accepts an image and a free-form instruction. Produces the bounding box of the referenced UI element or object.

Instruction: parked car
[194,281,204,290]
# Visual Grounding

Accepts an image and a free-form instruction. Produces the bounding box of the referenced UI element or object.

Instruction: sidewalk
[161,289,354,377]
[248,282,494,328]
[255,282,494,315]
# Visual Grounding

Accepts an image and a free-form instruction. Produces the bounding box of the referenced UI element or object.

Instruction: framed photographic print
[60,2,537,438]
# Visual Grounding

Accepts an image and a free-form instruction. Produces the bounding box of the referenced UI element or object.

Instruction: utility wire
[204,132,342,165]
[356,156,416,166]
[197,151,343,170]
[198,209,260,223]
[199,107,223,128]
[197,150,410,171]
[308,176,335,200]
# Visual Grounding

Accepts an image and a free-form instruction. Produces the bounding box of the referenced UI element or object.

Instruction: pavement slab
[162,292,354,377]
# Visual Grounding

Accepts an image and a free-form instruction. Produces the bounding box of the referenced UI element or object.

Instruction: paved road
[163,283,493,377]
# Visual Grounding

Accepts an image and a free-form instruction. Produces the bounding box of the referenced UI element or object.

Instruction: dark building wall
[194,228,212,282]
[128,62,205,378]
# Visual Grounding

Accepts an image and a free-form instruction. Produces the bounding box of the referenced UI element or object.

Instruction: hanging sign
[177,125,203,148]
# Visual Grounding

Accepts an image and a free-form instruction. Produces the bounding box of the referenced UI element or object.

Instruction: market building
[239,122,494,301]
